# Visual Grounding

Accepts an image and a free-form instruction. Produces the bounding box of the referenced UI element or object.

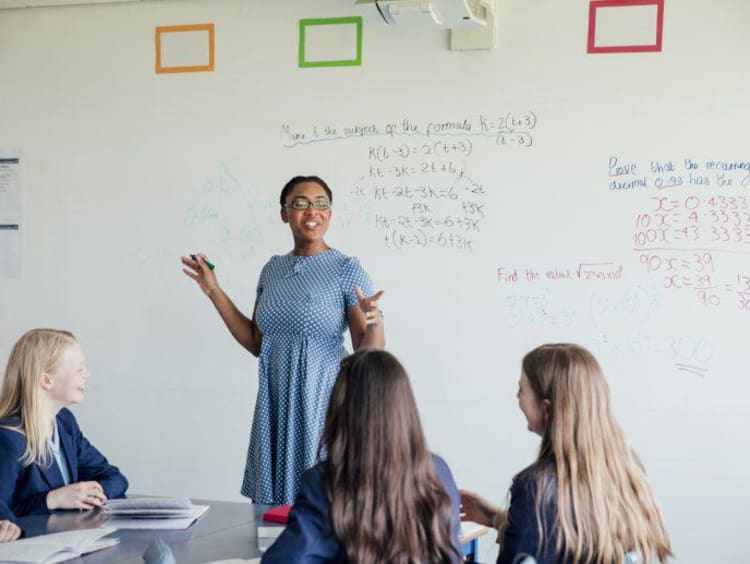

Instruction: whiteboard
[0,1,748,561]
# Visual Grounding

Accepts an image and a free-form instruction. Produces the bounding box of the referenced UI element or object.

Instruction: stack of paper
[104,497,209,530]
[0,526,118,563]
[105,497,194,517]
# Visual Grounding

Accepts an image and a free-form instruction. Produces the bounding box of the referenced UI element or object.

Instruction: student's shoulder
[516,459,554,481]
[0,417,25,453]
[430,453,459,490]
[300,461,326,490]
[296,462,329,509]
[431,453,452,474]
[512,460,557,506]
[0,413,21,428]
[512,461,556,490]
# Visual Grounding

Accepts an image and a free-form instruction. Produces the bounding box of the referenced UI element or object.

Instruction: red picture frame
[587,0,664,54]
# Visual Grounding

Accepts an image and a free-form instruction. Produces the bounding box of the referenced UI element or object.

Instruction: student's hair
[279,175,333,207]
[515,343,672,564]
[321,350,458,564]
[0,328,78,467]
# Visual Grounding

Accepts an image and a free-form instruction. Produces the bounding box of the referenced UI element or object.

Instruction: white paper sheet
[0,157,21,214]
[0,526,118,563]
[0,219,22,278]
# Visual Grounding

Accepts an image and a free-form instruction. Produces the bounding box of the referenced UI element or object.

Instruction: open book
[0,526,118,564]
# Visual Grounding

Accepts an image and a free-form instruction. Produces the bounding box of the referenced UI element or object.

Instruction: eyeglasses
[284,199,332,210]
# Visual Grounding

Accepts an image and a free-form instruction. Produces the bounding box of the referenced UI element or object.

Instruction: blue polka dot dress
[241,248,374,504]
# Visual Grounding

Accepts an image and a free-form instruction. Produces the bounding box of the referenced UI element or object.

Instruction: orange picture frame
[155,23,215,74]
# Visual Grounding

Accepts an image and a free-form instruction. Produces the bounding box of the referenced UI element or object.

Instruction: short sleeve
[340,257,374,310]
[256,256,276,300]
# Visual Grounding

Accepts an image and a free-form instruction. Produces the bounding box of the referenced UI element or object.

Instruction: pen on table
[190,254,216,271]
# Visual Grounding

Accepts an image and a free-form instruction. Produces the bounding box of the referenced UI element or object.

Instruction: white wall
[1,1,748,561]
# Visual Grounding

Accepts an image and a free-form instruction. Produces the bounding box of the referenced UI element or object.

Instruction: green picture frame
[298,17,363,68]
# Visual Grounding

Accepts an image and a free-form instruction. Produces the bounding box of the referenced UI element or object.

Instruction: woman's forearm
[355,323,385,350]
[209,288,262,356]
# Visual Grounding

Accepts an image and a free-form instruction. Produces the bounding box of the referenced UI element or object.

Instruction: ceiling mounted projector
[355,0,491,28]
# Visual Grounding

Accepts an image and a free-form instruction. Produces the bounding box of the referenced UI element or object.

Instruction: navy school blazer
[0,407,128,524]
[497,461,565,564]
[262,454,462,564]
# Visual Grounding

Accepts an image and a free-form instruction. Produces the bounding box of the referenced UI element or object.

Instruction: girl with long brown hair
[262,349,461,563]
[461,343,672,564]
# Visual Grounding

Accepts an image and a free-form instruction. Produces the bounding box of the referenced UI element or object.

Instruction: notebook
[261,504,292,524]
[0,526,118,564]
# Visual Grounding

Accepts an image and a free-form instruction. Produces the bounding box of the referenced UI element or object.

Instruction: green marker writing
[190,254,215,271]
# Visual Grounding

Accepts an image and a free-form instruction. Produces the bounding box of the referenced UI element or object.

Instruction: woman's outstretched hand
[181,253,220,297]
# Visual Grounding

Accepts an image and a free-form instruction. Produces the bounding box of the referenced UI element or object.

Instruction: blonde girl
[0,329,128,526]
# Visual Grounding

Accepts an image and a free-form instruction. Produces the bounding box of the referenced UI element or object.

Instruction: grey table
[18,499,274,563]
[18,501,486,563]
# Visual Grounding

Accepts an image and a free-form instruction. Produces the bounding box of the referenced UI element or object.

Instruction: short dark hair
[279,176,333,207]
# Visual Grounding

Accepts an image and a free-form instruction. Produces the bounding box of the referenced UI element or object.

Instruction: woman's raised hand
[355,286,384,326]
[181,253,219,297]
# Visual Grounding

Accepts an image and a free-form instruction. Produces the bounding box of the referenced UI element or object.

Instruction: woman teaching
[181,175,385,504]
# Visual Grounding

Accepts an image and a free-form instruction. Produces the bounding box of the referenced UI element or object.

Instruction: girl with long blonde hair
[461,343,672,563]
[263,349,461,563]
[0,329,128,527]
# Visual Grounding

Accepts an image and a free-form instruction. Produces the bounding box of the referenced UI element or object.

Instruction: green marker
[190,254,215,271]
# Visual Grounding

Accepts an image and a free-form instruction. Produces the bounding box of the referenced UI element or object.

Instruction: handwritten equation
[281,113,537,147]
[496,262,624,284]
[607,156,750,191]
[361,168,488,253]
[606,155,750,312]
[282,114,537,252]
[633,194,750,250]
[638,251,750,311]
